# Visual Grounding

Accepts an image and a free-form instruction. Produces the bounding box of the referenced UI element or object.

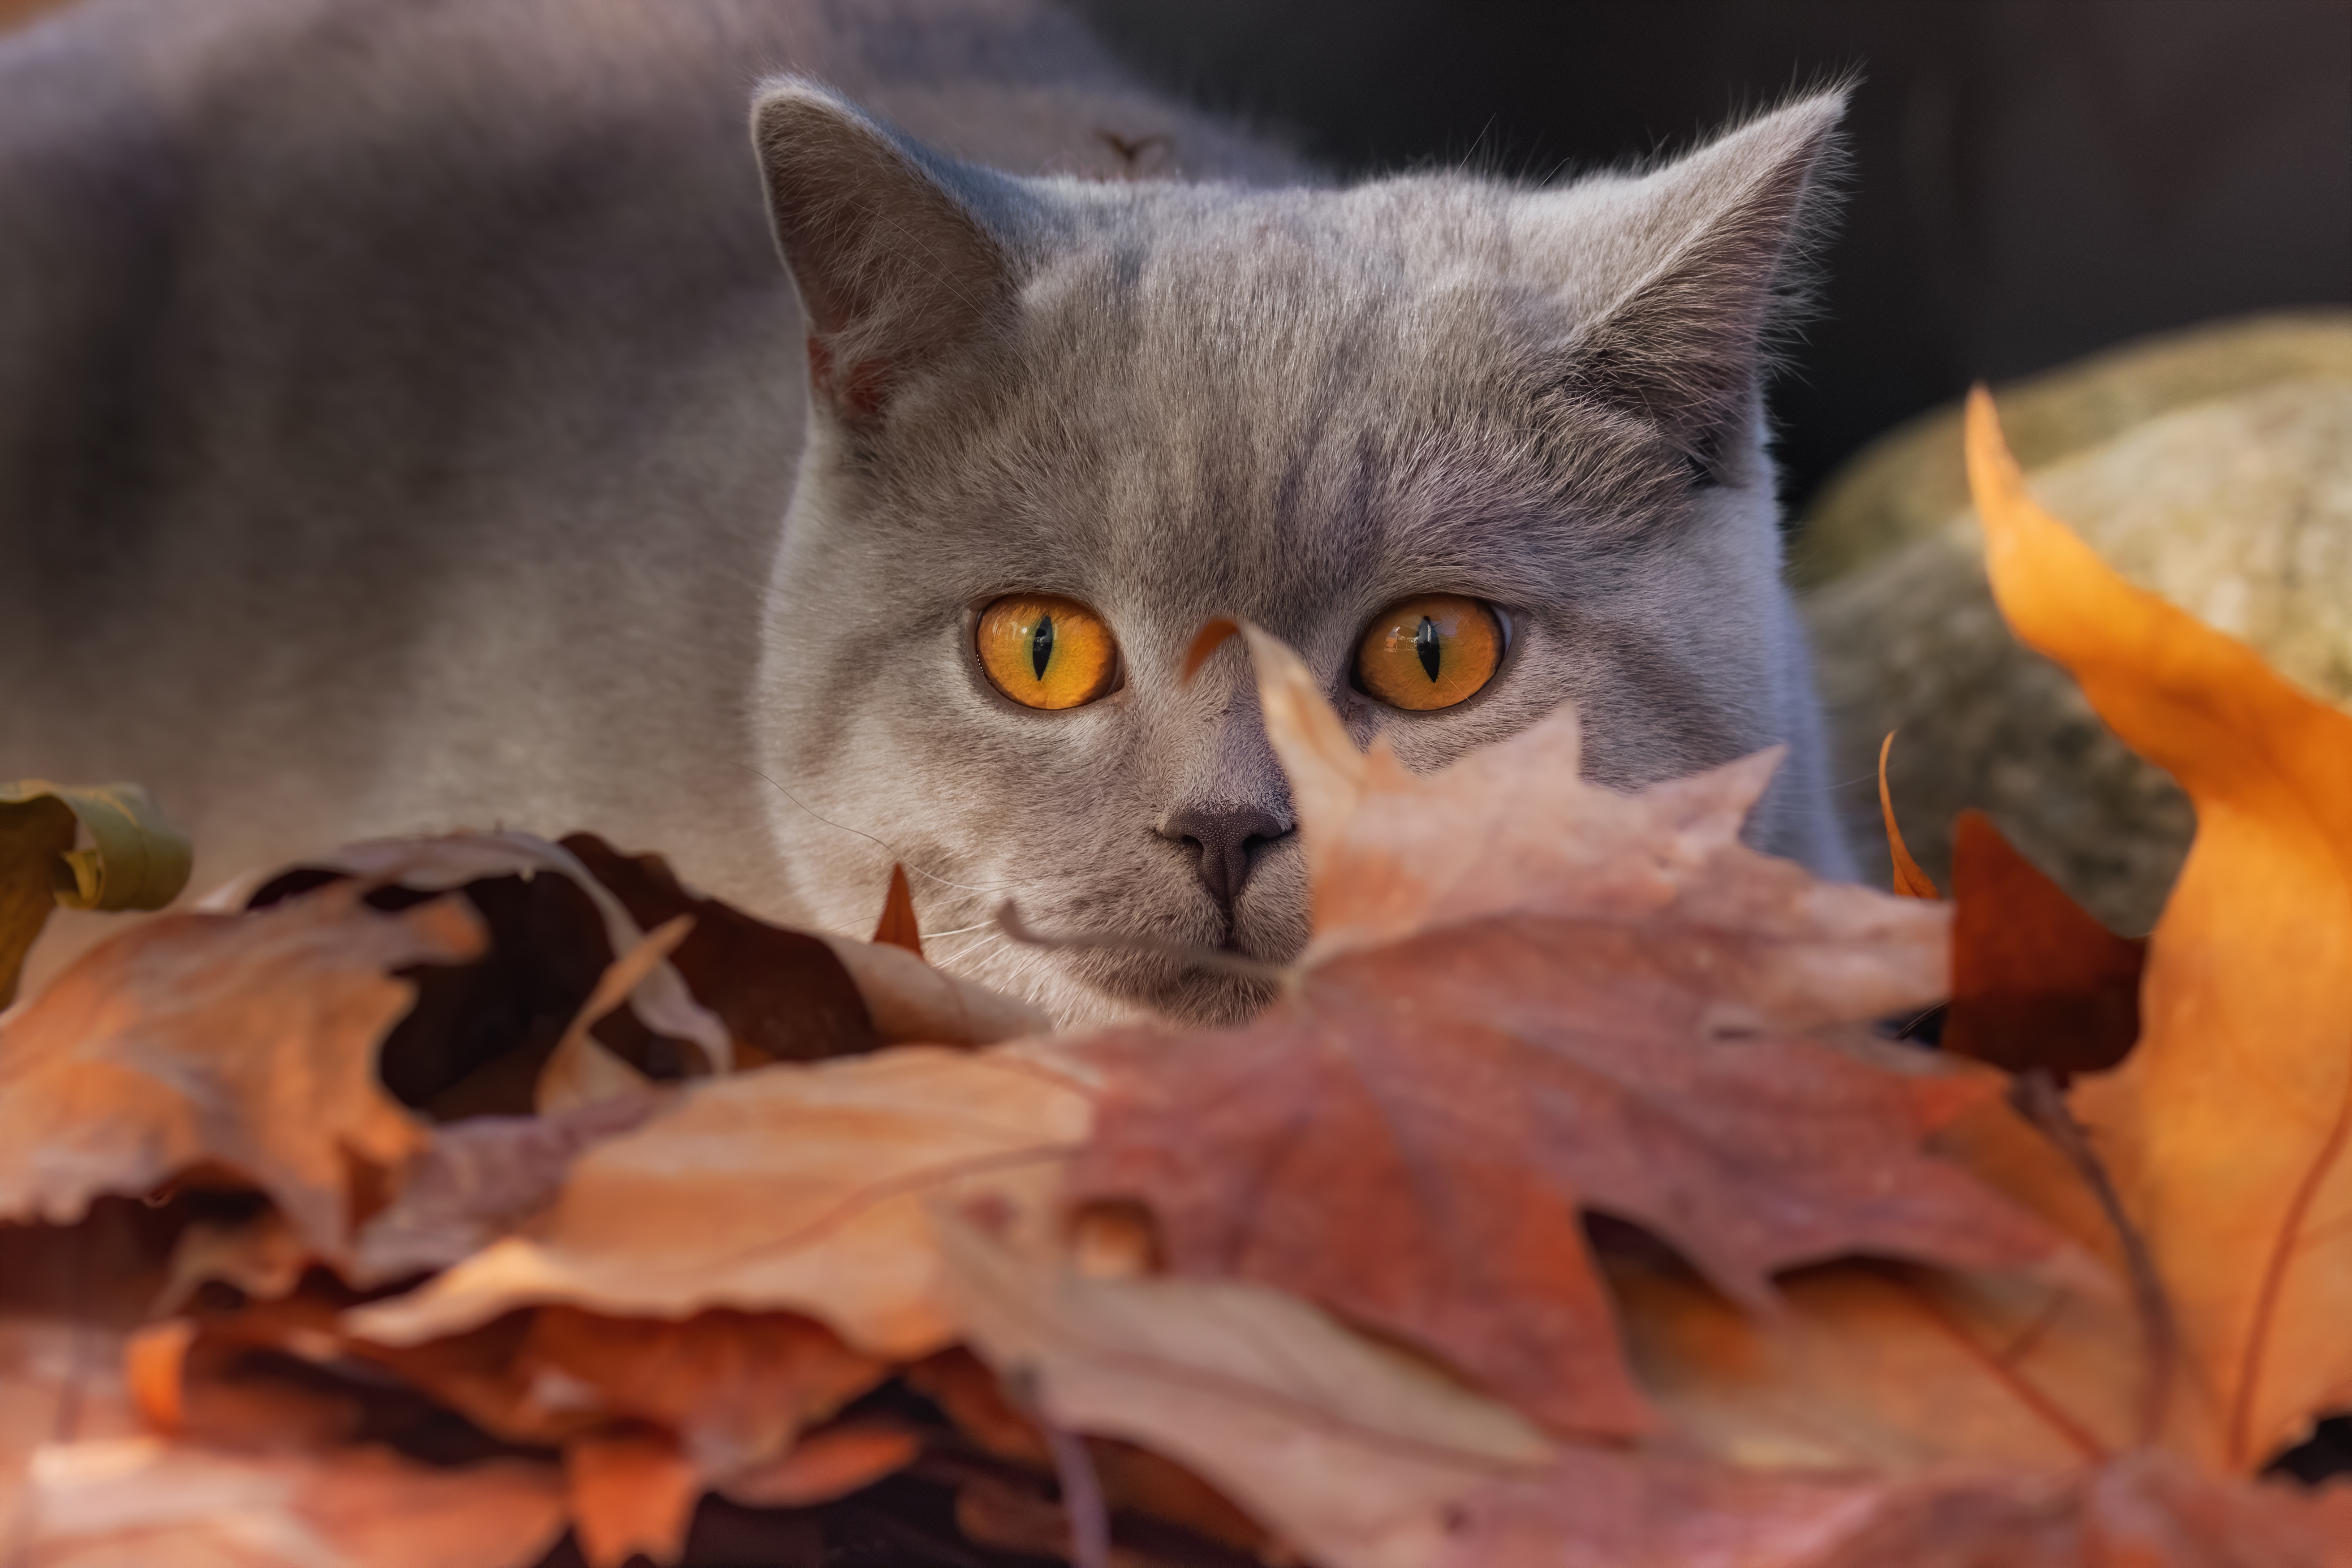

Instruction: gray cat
[0,0,1852,1028]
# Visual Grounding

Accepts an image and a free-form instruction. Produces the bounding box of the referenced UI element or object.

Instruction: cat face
[748,82,1853,1029]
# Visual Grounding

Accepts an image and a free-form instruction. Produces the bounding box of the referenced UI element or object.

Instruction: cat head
[746,78,1852,1029]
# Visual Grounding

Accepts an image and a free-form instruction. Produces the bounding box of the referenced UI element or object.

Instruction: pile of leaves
[0,392,2347,1568]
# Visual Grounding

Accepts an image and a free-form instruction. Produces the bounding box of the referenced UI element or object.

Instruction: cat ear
[751,80,1022,423]
[1542,90,1848,479]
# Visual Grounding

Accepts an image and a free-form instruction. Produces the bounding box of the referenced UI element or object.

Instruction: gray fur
[0,0,1852,1026]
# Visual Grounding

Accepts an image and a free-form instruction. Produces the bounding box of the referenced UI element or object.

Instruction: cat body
[0,0,1852,1025]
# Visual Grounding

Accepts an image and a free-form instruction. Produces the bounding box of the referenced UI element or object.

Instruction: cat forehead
[1026,174,1627,338]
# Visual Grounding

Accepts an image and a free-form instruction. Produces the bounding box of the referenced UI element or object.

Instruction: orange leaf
[1877,732,1941,899]
[1944,809,2146,1080]
[124,1317,196,1434]
[0,883,478,1259]
[1967,385,2352,1469]
[566,1430,702,1568]
[721,1420,922,1508]
[870,862,925,958]
[347,1047,1093,1361]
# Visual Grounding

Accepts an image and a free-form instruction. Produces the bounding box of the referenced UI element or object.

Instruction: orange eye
[977,594,1120,710]
[1354,594,1503,711]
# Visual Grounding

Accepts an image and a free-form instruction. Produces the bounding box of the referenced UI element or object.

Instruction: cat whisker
[994,902,1290,984]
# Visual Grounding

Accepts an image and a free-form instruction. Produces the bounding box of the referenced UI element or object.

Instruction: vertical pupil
[1031,615,1055,681]
[1414,616,1441,682]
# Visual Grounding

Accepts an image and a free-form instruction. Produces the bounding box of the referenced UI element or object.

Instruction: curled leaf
[0,780,190,1008]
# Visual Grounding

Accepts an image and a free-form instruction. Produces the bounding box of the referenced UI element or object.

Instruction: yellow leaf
[1966,385,2352,1469]
[0,780,190,1008]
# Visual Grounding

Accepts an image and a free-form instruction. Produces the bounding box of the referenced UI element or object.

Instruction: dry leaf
[1435,1447,2352,1568]
[1943,810,2146,1079]
[1967,387,2352,1469]
[1875,735,1942,899]
[1071,625,2064,1436]
[0,883,479,1258]
[1,781,192,1008]
[0,1316,566,1568]
[565,1429,703,1568]
[346,1046,1093,1359]
[1611,1255,2145,1470]
[936,1212,1554,1568]
[561,834,879,1066]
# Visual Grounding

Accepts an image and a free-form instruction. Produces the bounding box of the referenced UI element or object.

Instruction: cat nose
[1161,803,1292,909]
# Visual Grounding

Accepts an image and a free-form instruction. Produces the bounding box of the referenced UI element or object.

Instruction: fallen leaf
[1610,1254,2145,1470]
[534,914,693,1116]
[0,1316,567,1568]
[1968,386,2352,1469]
[1435,1447,2352,1568]
[251,833,731,1106]
[871,864,925,958]
[1943,810,2146,1079]
[0,780,190,1008]
[345,1046,1093,1360]
[1876,736,1941,899]
[565,1429,704,1568]
[936,1212,1554,1568]
[719,1419,922,1509]
[561,834,879,1066]
[347,1095,663,1288]
[0,883,480,1258]
[1070,625,2064,1436]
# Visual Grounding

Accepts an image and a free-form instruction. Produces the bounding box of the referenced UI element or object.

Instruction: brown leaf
[566,1429,703,1568]
[871,863,925,958]
[346,1046,1093,1360]
[1877,734,1942,899]
[937,1211,1554,1568]
[247,833,731,1116]
[719,1419,922,1509]
[347,1094,664,1288]
[562,834,879,1066]
[0,1316,566,1568]
[1967,388,2352,1468]
[1434,1448,2352,1568]
[0,883,480,1259]
[1943,810,2146,1079]
[1069,627,2065,1437]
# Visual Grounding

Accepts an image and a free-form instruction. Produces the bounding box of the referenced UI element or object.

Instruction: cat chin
[994,943,1287,1033]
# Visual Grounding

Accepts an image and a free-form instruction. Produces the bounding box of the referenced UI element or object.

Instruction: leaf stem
[2009,1069,2177,1447]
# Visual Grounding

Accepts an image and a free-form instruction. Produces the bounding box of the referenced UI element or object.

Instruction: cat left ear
[752,80,1024,424]
[1543,90,1849,480]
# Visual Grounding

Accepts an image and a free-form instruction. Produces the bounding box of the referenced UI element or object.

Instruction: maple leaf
[0,882,478,1259]
[936,1212,1554,1568]
[345,1046,1093,1360]
[1068,623,2070,1436]
[1963,387,2352,1471]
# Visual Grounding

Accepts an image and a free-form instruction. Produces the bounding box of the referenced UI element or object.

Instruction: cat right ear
[752,80,1021,424]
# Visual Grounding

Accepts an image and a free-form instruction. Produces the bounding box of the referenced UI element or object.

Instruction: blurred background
[1073,0,2351,512]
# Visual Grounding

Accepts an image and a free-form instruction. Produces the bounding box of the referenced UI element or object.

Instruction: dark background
[1073,0,2352,511]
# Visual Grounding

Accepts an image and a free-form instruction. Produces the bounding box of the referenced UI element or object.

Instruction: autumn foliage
[0,392,2348,1566]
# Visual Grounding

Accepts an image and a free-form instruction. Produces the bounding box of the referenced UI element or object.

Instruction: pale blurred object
[1803,310,2352,930]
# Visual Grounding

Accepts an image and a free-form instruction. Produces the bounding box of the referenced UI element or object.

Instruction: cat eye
[1353,594,1504,711]
[977,594,1120,710]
